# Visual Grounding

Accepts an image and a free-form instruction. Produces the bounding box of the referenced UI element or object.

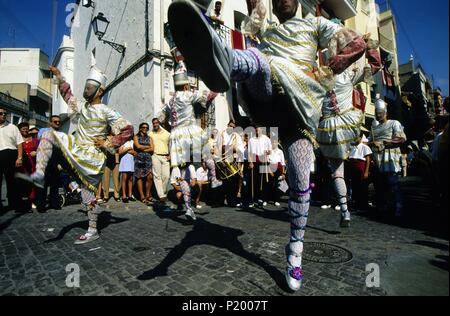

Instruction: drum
[215,156,240,180]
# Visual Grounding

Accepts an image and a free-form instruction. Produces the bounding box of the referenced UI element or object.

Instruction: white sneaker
[185,208,197,220]
[236,203,243,208]
[321,205,331,209]
[74,231,100,245]
[335,205,341,211]
[262,202,268,207]
[274,202,281,207]
[196,204,203,209]
[258,199,264,205]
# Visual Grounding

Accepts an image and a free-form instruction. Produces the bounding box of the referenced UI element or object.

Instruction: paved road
[1,178,448,296]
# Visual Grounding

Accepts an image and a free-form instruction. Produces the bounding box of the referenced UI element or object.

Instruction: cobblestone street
[1,178,448,296]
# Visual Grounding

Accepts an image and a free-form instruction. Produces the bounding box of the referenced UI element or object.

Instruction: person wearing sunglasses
[0,107,24,212]
[16,66,134,245]
[34,115,63,212]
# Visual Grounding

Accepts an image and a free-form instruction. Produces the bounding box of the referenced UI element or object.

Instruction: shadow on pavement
[429,255,449,272]
[413,240,449,272]
[234,206,341,235]
[356,205,449,241]
[0,212,27,234]
[137,210,293,293]
[357,177,450,240]
[413,240,449,251]
[44,211,129,243]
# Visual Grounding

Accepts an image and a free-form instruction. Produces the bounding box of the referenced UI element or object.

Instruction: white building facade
[0,48,52,127]
[62,0,357,131]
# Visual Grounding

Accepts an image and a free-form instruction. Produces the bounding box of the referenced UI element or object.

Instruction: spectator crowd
[1,100,449,222]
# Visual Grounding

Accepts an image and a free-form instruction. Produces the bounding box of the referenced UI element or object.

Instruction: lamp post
[92,12,126,54]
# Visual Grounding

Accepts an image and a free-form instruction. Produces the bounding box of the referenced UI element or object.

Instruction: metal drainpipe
[145,0,150,52]
[160,0,166,104]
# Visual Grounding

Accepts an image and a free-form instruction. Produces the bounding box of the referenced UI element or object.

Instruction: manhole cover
[303,242,353,264]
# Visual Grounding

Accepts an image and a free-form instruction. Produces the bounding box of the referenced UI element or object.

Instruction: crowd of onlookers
[313,109,449,219]
[1,107,290,213]
[2,102,449,220]
[93,119,290,211]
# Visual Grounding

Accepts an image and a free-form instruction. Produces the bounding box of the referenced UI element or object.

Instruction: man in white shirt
[218,120,245,207]
[267,139,286,207]
[248,126,272,206]
[0,107,24,212]
[170,163,198,220]
[348,134,372,211]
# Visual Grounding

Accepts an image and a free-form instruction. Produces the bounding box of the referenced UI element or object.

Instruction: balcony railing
[0,92,28,112]
[206,16,233,47]
[29,111,48,123]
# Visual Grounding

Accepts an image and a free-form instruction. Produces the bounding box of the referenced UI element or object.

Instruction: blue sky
[375,0,449,95]
[0,0,448,95]
[0,0,71,59]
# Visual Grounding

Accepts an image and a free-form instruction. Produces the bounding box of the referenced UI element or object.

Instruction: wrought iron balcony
[0,92,28,113]
[205,15,233,47]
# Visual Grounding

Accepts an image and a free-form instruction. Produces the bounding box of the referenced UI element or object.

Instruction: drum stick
[251,164,254,201]
[260,167,263,191]
[265,161,269,183]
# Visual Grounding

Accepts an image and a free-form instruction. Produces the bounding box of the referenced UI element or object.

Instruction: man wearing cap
[16,66,134,244]
[167,0,368,291]
[368,98,407,218]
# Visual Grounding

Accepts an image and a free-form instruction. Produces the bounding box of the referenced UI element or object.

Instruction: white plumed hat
[87,66,107,89]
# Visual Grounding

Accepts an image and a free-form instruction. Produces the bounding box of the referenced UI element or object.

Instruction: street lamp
[92,12,126,54]
[92,12,110,39]
[81,0,95,8]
